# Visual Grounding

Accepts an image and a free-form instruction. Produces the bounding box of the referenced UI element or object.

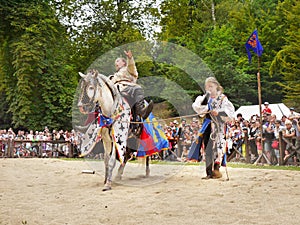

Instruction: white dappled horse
[77,69,149,191]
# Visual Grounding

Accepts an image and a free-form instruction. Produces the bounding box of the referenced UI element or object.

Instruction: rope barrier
[108,112,211,125]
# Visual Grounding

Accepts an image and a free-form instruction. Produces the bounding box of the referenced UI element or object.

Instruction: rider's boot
[135,99,154,120]
[132,86,154,120]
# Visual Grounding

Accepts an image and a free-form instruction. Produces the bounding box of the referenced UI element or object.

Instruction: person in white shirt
[192,77,235,179]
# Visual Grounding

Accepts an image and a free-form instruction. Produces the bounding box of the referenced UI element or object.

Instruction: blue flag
[245,30,264,63]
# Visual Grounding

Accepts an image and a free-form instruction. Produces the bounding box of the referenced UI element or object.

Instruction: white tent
[234,103,291,120]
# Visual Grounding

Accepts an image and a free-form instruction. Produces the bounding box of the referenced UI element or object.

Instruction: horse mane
[90,69,120,100]
[88,69,123,118]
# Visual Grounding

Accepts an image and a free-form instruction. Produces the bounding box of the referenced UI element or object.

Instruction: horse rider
[109,50,153,120]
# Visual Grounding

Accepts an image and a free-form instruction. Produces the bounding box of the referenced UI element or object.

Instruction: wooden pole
[278,131,284,165]
[254,57,271,165]
[244,133,250,163]
[257,57,263,150]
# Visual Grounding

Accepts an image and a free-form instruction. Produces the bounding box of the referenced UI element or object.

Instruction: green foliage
[0,0,300,131]
[270,0,300,110]
[157,0,299,110]
[0,1,77,130]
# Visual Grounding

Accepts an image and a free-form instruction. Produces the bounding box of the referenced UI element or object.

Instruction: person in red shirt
[262,102,272,115]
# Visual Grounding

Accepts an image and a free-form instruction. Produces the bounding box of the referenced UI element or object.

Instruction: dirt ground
[1,158,300,225]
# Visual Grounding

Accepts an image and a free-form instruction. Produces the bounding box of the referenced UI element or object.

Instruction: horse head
[78,69,116,117]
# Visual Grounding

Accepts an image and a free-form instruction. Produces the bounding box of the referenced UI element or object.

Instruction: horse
[77,69,150,191]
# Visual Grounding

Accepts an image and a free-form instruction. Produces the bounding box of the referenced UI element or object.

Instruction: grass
[60,157,300,171]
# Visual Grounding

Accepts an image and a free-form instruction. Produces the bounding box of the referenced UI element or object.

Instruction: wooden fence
[1,131,299,166]
[0,140,78,158]
[227,130,299,166]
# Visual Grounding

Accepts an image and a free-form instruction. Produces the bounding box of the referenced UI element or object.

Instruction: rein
[96,75,125,119]
[97,112,212,125]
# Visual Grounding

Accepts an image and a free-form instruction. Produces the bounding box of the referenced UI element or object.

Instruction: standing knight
[192,77,235,179]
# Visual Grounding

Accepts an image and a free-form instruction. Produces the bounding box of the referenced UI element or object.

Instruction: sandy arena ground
[1,158,300,225]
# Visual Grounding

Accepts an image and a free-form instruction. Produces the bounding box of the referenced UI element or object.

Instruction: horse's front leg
[103,145,116,191]
[145,155,150,177]
[102,128,115,191]
[103,151,110,185]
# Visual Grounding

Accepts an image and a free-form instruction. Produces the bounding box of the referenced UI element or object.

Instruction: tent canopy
[234,103,290,121]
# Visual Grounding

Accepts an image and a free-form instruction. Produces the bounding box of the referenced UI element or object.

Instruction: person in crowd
[192,76,235,179]
[191,117,200,130]
[165,126,176,160]
[181,145,189,161]
[262,115,277,165]
[288,107,300,121]
[228,124,243,159]
[180,119,187,128]
[170,120,179,135]
[182,125,193,150]
[56,129,67,156]
[262,102,272,115]
[273,119,284,161]
[292,118,300,163]
[249,120,259,163]
[44,131,53,157]
[236,113,244,125]
[7,128,15,140]
[0,130,5,156]
[282,119,296,162]
[281,115,288,126]
[241,120,250,131]
[14,130,26,157]
[177,119,191,158]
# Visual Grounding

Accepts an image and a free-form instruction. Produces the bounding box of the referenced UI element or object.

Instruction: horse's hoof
[146,169,150,177]
[102,185,112,191]
[115,175,122,181]
[102,181,112,191]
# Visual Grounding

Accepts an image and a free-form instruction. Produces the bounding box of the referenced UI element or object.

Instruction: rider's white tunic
[111,57,139,91]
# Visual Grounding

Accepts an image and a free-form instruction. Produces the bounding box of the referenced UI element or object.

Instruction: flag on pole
[245,30,264,63]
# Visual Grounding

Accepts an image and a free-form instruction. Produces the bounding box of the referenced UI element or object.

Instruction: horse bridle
[78,78,97,109]
[79,71,119,118]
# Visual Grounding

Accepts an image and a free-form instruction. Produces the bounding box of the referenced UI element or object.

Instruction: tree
[58,0,159,73]
[270,0,300,110]
[0,0,77,130]
[202,25,256,107]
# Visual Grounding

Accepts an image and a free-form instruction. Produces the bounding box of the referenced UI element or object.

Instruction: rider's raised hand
[124,50,133,59]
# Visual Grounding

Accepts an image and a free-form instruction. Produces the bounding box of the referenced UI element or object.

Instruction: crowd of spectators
[162,102,300,165]
[0,127,80,158]
[1,102,300,166]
